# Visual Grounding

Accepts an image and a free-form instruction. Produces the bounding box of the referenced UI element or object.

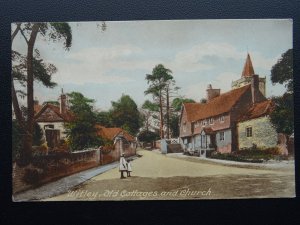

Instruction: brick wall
[13,149,100,194]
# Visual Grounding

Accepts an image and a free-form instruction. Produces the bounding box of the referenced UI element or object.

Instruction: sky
[12,19,293,111]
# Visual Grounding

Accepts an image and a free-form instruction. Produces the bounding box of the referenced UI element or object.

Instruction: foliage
[65,92,103,150]
[271,49,293,93]
[12,50,58,90]
[142,100,159,112]
[209,147,282,163]
[33,123,44,146]
[169,115,180,137]
[145,64,174,138]
[138,130,160,142]
[270,93,294,135]
[269,49,294,135]
[110,94,141,135]
[23,168,43,185]
[12,120,23,161]
[172,97,196,112]
[96,111,113,127]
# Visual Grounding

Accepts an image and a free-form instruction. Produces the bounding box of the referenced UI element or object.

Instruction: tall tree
[162,80,180,138]
[65,92,102,150]
[271,49,293,93]
[270,49,294,135]
[110,94,141,135]
[145,64,173,139]
[11,22,72,165]
[141,100,160,132]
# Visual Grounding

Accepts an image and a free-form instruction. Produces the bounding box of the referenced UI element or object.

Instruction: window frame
[219,131,225,141]
[246,126,253,137]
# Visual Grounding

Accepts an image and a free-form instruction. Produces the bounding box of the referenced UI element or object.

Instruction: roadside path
[13,161,120,201]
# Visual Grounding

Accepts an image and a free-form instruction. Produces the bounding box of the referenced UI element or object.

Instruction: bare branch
[20,28,29,44]
[11,23,21,44]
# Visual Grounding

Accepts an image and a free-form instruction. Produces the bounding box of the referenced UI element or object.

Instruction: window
[209,118,214,125]
[219,131,225,141]
[246,127,252,137]
[220,115,225,122]
[44,124,54,129]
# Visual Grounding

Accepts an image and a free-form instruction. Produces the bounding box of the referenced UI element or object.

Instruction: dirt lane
[46,149,295,201]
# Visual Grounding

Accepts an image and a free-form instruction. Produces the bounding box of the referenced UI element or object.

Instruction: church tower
[231,53,266,96]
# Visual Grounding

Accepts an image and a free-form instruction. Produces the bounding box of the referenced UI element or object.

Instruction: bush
[12,120,23,161]
[23,168,43,184]
[209,146,282,163]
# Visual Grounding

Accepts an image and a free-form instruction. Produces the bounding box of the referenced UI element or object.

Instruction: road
[46,149,295,201]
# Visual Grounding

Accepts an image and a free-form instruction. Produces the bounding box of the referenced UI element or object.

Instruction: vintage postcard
[11,19,295,201]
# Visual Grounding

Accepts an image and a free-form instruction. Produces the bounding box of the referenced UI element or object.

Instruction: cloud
[167,42,278,74]
[51,44,149,84]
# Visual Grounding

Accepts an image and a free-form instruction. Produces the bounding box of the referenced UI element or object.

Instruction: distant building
[95,124,137,153]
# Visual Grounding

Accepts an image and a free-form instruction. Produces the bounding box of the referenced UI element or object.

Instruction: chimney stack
[251,75,259,104]
[60,88,67,114]
[206,84,220,102]
[34,97,39,106]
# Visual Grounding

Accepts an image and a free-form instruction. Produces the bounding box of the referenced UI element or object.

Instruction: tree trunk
[166,87,170,139]
[159,91,164,139]
[11,76,24,127]
[20,23,40,165]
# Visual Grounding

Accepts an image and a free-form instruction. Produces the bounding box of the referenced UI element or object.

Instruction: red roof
[239,100,274,121]
[184,85,251,122]
[34,103,74,122]
[95,125,135,142]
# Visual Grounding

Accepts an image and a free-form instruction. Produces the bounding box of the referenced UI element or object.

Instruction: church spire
[241,53,255,77]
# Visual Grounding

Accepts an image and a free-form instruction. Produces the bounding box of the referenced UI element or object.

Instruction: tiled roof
[184,85,251,122]
[182,103,204,122]
[239,100,274,121]
[34,103,74,122]
[95,125,135,142]
[242,53,255,77]
[34,104,43,114]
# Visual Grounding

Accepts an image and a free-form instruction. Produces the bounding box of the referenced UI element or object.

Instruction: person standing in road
[119,153,127,179]
[126,159,132,177]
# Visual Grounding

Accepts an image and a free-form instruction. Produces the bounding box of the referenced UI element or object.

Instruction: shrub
[23,168,43,184]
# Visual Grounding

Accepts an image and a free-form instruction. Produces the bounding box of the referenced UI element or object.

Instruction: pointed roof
[34,103,74,122]
[241,53,255,77]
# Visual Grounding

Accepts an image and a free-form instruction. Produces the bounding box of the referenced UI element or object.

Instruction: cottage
[95,125,137,151]
[179,53,267,157]
[34,91,74,148]
[237,100,277,150]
